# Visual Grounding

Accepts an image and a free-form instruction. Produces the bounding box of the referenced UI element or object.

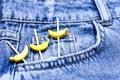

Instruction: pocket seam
[0,30,19,41]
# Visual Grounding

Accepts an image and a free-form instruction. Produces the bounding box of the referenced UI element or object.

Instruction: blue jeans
[0,0,120,80]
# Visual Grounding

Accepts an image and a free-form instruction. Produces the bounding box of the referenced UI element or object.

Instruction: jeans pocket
[12,20,105,80]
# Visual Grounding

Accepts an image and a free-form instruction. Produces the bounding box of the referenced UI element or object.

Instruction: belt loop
[93,0,112,26]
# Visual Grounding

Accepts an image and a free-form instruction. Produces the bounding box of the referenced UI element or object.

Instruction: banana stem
[56,18,60,57]
[34,29,43,61]
[7,41,27,63]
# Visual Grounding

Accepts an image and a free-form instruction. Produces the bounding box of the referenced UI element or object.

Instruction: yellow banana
[9,45,28,62]
[30,39,50,51]
[48,28,68,39]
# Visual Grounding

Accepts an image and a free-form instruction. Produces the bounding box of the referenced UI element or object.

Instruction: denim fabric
[0,0,120,80]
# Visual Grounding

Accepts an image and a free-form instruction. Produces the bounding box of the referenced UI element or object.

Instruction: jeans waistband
[1,0,119,25]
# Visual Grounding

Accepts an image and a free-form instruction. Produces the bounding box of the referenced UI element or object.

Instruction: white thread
[34,29,43,61]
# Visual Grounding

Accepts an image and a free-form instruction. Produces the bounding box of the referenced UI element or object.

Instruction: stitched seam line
[0,17,100,24]
[1,14,120,24]
[16,23,23,50]
[0,30,19,41]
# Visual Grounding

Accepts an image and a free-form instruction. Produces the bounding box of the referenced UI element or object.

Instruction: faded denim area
[1,0,99,21]
[0,0,120,80]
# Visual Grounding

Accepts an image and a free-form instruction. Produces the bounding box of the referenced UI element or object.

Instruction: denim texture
[0,0,120,80]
